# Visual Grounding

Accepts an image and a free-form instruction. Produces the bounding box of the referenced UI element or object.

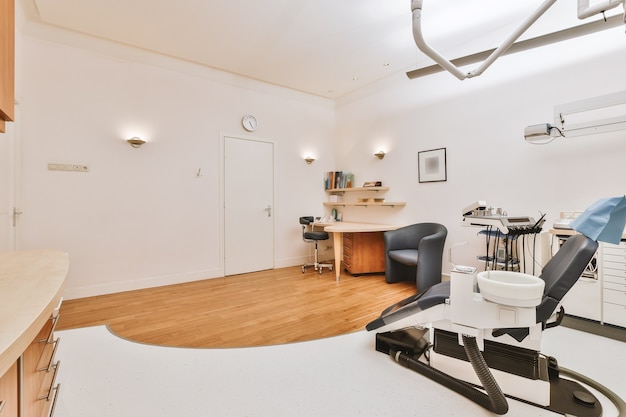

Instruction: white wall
[13,15,626,298]
[334,27,626,272]
[16,24,336,298]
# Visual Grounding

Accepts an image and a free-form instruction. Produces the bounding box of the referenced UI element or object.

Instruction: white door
[224,137,274,275]
[0,113,18,251]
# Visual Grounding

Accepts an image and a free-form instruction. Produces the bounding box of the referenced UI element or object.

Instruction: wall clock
[242,114,258,132]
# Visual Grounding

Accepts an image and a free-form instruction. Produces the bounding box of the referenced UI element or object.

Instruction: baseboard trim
[62,268,224,300]
[562,315,626,342]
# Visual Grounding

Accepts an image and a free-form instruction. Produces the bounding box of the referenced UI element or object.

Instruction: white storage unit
[561,274,602,321]
[554,233,601,321]
[601,242,626,327]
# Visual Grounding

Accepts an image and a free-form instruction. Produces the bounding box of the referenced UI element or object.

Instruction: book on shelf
[324,171,354,190]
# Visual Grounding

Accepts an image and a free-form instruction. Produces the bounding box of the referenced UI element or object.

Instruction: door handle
[12,207,23,227]
[264,205,272,217]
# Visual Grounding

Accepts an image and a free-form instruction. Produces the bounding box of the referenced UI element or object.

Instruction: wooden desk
[323,222,400,282]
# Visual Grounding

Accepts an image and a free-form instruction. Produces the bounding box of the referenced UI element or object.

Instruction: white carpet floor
[54,325,625,417]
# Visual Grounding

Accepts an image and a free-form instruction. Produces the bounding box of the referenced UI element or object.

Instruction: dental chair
[366,234,621,416]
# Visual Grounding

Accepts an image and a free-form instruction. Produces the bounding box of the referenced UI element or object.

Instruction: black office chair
[300,216,333,274]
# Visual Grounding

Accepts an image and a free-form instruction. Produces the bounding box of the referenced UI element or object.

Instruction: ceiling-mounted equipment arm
[411,0,625,80]
[577,0,624,19]
[411,0,558,80]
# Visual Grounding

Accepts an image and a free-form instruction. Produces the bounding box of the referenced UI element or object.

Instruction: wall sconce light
[374,150,386,160]
[127,137,146,148]
[304,156,316,164]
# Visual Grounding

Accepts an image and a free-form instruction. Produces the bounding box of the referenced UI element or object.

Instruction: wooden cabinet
[343,231,386,275]
[0,0,15,133]
[0,250,68,417]
[0,361,18,417]
[23,315,61,417]
[0,314,61,417]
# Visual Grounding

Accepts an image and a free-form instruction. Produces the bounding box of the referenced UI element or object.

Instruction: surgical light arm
[412,0,626,81]
[577,0,624,19]
[412,0,558,80]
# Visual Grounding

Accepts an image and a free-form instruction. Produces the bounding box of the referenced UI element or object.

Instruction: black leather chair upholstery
[494,233,599,341]
[384,223,447,290]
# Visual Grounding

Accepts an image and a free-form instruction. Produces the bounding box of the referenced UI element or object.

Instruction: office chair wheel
[302,265,306,273]
[319,268,323,275]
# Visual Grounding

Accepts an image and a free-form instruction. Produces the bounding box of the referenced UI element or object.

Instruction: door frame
[220,133,276,275]
[0,102,19,251]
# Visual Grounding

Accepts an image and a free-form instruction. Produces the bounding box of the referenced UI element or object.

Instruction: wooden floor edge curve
[57,266,418,348]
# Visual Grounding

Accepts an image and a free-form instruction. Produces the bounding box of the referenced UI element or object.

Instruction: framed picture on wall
[418,148,447,183]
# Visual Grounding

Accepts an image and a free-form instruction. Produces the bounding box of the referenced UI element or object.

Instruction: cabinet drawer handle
[39,315,60,344]
[39,338,61,372]
[39,361,61,401]
[47,384,61,417]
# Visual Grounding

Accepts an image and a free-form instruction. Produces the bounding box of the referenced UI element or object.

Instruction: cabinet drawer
[343,253,352,270]
[0,361,18,417]
[602,253,626,265]
[603,261,626,272]
[602,242,626,253]
[602,268,626,283]
[23,314,61,417]
[603,272,626,285]
[603,248,626,257]
[605,281,626,291]
[604,287,626,306]
[37,338,60,373]
[562,278,602,321]
[343,233,353,257]
[603,302,626,327]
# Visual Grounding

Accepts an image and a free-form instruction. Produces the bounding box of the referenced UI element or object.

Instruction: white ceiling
[20,0,625,98]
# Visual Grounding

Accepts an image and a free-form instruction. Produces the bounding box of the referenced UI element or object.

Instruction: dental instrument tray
[462,214,545,235]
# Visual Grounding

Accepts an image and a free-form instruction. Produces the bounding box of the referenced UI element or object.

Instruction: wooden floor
[57,267,417,348]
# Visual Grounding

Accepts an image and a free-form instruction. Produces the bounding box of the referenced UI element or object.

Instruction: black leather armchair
[384,223,447,290]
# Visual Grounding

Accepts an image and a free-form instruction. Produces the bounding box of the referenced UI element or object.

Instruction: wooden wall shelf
[324,186,405,208]
[325,186,389,195]
[323,201,406,208]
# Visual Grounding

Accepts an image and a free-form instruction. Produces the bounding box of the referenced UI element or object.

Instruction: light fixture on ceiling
[127,137,146,148]
[304,156,316,164]
[374,150,386,160]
